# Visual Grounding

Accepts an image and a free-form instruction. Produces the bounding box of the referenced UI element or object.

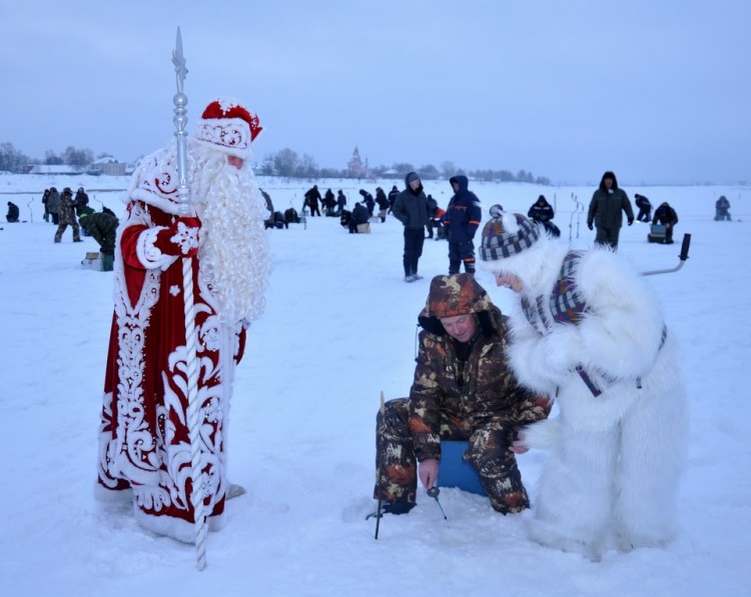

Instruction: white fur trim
[170,220,200,255]
[128,147,182,216]
[132,505,227,543]
[136,226,179,271]
[93,482,133,503]
[521,418,560,450]
[194,116,252,160]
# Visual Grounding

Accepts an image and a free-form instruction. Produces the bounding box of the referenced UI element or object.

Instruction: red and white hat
[194,97,262,159]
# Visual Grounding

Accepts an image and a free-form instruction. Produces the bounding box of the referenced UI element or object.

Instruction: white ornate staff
[172,26,208,571]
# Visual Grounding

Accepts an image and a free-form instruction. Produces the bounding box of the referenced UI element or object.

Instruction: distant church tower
[347,146,370,178]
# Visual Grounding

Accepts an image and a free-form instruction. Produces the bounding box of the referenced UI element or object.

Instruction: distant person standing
[425,194,438,238]
[323,188,336,216]
[42,188,51,222]
[46,186,61,225]
[375,187,389,222]
[74,187,90,216]
[633,193,652,222]
[304,184,322,216]
[587,171,634,250]
[336,190,347,216]
[392,172,430,282]
[715,195,731,221]
[652,202,679,244]
[6,201,20,223]
[54,187,83,243]
[387,185,400,214]
[359,189,375,216]
[444,175,482,275]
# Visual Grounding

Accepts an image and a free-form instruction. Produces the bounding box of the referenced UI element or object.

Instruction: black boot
[366,500,415,519]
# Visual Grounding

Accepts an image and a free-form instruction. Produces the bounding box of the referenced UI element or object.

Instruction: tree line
[259,148,551,185]
[0,141,550,185]
[0,142,106,172]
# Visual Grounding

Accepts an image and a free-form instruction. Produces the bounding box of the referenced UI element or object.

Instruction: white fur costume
[480,215,688,560]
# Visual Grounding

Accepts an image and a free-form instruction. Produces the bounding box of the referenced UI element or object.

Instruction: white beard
[188,143,271,325]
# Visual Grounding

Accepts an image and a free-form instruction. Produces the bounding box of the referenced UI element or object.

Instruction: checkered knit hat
[479,205,540,261]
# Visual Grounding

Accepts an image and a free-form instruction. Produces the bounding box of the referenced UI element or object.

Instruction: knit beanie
[478,205,540,261]
[406,172,420,184]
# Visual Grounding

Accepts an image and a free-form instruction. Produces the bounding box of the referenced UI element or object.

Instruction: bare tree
[0,142,31,173]
[440,160,456,178]
[271,148,300,177]
[63,146,93,167]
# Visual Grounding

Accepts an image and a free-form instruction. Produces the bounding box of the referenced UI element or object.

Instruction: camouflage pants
[373,398,530,514]
[54,221,81,242]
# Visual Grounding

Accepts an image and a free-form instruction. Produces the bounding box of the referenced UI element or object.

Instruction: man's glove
[628,218,634,226]
[587,222,593,231]
[155,216,201,257]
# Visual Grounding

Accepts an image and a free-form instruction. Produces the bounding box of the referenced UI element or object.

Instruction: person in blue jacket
[444,175,482,275]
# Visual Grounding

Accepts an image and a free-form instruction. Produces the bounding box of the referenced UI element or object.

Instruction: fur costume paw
[520,418,559,450]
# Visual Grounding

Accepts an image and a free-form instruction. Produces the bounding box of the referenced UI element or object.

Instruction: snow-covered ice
[1,174,749,596]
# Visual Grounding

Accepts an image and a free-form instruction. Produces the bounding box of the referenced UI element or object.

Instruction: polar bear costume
[478,206,688,560]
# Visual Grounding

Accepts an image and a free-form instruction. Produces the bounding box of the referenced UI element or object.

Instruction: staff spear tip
[172,26,189,91]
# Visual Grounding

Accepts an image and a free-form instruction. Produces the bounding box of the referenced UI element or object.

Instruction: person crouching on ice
[372,273,550,515]
[477,205,688,561]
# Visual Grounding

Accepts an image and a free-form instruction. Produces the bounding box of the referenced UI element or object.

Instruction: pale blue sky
[2,0,749,184]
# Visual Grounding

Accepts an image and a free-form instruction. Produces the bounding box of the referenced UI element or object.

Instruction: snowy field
[1,174,749,596]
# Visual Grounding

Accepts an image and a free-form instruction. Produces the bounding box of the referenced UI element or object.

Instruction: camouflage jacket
[79,211,120,254]
[408,274,550,461]
[58,192,77,224]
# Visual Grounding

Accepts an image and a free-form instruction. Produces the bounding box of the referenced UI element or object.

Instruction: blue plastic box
[439,440,487,496]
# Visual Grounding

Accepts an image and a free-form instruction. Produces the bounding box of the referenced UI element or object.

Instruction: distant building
[346,147,371,179]
[87,156,127,176]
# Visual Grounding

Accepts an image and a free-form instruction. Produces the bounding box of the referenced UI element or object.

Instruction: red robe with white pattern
[96,198,247,542]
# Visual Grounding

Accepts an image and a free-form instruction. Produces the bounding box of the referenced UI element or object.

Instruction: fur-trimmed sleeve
[506,310,571,394]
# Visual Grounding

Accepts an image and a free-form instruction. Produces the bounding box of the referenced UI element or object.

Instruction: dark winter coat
[79,210,119,255]
[444,176,482,243]
[392,174,430,230]
[375,188,389,210]
[426,195,438,217]
[336,191,347,210]
[304,185,322,207]
[652,203,678,226]
[74,189,89,215]
[635,194,652,210]
[716,196,730,211]
[408,274,550,461]
[359,189,375,215]
[351,202,370,225]
[387,186,400,209]
[6,202,20,222]
[587,188,634,230]
[527,196,555,223]
[46,188,61,214]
